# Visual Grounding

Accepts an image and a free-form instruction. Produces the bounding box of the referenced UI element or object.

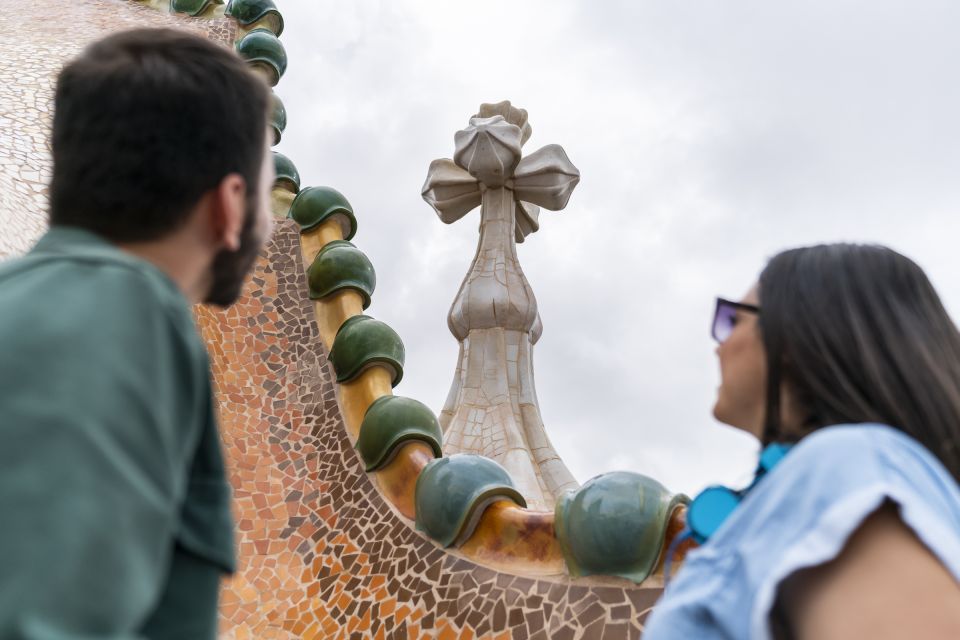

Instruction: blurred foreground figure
[644,244,960,639]
[0,28,272,639]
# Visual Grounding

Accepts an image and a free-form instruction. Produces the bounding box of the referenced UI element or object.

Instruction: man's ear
[210,173,247,252]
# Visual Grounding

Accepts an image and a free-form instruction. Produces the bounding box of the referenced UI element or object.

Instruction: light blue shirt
[643,424,960,639]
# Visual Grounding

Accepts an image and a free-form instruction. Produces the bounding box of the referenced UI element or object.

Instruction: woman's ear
[778,378,814,440]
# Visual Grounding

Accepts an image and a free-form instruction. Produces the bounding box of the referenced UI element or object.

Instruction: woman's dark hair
[49,28,270,243]
[758,243,960,481]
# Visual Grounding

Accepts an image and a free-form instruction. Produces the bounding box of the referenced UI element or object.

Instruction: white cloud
[275,0,960,496]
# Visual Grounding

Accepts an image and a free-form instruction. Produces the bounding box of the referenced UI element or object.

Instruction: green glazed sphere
[554,471,689,584]
[289,186,357,241]
[235,28,287,87]
[226,0,284,35]
[272,151,300,193]
[329,315,405,386]
[307,240,375,308]
[170,0,212,16]
[270,92,287,145]
[415,454,527,548]
[357,396,442,472]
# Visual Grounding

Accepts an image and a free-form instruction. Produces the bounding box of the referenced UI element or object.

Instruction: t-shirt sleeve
[743,426,960,640]
[0,264,208,638]
[640,425,960,640]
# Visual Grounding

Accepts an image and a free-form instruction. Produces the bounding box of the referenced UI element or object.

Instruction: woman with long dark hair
[643,244,960,639]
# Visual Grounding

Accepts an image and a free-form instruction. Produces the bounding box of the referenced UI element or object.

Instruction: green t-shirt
[0,227,235,639]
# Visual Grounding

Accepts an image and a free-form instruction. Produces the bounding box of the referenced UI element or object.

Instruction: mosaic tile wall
[2,1,667,636]
[0,0,235,258]
[198,221,662,639]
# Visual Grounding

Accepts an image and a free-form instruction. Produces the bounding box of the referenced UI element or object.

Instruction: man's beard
[205,197,264,307]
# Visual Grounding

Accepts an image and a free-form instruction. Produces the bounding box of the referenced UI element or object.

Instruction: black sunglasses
[712,297,760,343]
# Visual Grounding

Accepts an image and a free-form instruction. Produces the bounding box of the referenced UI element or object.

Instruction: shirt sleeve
[644,424,960,640]
[0,263,208,638]
[744,426,960,640]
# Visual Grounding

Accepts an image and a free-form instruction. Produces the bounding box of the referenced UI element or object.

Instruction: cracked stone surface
[424,105,581,510]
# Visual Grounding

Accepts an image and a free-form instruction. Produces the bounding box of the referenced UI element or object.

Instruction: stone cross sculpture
[421,101,580,510]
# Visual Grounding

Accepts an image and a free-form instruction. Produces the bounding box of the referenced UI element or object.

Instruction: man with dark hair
[0,28,273,638]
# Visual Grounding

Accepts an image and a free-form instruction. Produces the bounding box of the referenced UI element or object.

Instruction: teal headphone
[664,443,793,580]
[687,442,793,543]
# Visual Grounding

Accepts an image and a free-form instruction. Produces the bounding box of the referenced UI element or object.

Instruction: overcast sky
[274,1,960,496]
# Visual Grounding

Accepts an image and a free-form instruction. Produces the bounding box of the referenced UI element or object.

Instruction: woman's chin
[711,398,728,424]
[712,401,755,435]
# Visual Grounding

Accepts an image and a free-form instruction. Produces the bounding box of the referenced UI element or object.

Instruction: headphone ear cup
[688,443,794,544]
[687,486,742,544]
[759,443,793,472]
